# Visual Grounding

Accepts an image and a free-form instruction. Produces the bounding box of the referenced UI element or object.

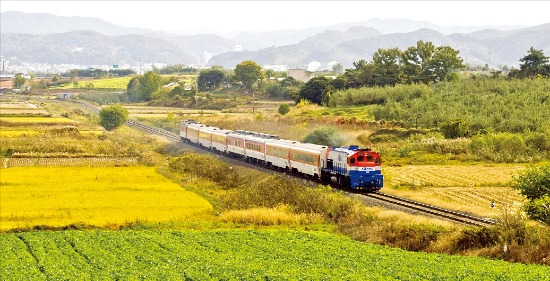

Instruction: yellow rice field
[0,129,103,137]
[0,116,74,124]
[383,164,527,216]
[0,166,213,230]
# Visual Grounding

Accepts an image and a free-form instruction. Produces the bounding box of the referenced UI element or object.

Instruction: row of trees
[296,45,550,106]
[508,47,550,78]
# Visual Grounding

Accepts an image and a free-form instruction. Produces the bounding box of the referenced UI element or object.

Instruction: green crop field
[1,230,548,280]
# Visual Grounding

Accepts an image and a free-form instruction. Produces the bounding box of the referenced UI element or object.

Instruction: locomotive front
[324,146,383,191]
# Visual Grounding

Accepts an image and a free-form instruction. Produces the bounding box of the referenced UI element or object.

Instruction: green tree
[297,76,331,105]
[303,127,343,146]
[512,164,550,224]
[234,60,264,90]
[99,105,129,131]
[169,85,186,99]
[197,68,225,91]
[372,47,403,86]
[401,40,436,84]
[126,77,142,102]
[429,46,464,82]
[278,104,290,115]
[13,74,27,88]
[264,69,276,78]
[140,71,162,101]
[519,47,549,78]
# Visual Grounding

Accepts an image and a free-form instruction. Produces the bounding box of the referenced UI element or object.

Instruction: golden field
[383,164,526,216]
[0,166,213,230]
[0,116,74,125]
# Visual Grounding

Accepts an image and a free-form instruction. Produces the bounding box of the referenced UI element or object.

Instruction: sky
[2,0,550,34]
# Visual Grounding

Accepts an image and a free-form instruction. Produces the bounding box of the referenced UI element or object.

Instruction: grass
[0,166,213,231]
[218,204,324,225]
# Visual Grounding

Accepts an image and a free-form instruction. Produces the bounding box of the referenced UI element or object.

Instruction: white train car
[265,140,291,170]
[210,128,232,153]
[226,132,246,157]
[278,139,329,177]
[243,134,268,163]
[180,121,202,144]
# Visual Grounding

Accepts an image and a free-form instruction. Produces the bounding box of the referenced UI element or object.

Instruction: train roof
[331,146,373,156]
[234,130,279,140]
[227,132,270,143]
[270,139,328,153]
[198,125,233,135]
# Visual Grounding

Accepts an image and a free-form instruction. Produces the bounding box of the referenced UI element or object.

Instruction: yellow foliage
[0,166,213,230]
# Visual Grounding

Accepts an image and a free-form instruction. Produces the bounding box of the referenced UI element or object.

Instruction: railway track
[73,100,496,227]
[363,192,495,227]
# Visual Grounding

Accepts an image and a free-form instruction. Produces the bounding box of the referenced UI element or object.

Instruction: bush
[453,227,499,251]
[220,175,357,223]
[169,153,240,189]
[303,127,343,146]
[512,164,550,201]
[278,104,290,115]
[99,105,128,131]
[524,196,550,224]
[512,164,550,224]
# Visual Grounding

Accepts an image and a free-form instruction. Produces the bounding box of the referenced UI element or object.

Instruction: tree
[234,60,264,90]
[197,68,225,91]
[126,77,142,102]
[278,104,290,115]
[99,105,129,131]
[303,127,343,146]
[13,74,27,88]
[518,47,549,78]
[125,71,162,102]
[169,85,186,99]
[512,164,550,224]
[140,71,162,101]
[372,47,403,86]
[429,46,464,82]
[297,76,331,105]
[401,40,436,84]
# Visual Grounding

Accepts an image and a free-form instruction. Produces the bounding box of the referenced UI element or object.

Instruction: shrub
[440,120,469,139]
[220,175,357,223]
[512,165,550,224]
[453,227,499,251]
[303,127,343,146]
[278,104,290,115]
[99,105,128,131]
[169,153,240,189]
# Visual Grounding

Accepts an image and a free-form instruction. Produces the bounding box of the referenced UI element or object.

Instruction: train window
[357,156,364,162]
[367,155,373,162]
[349,158,355,164]
[375,158,381,164]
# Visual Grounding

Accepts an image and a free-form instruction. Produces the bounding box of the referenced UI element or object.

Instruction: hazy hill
[208,24,550,69]
[1,11,151,36]
[1,11,548,69]
[0,30,197,65]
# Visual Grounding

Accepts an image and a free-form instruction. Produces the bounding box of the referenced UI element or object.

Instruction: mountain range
[1,11,549,70]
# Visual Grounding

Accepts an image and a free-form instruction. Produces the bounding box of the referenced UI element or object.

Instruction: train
[179,120,383,191]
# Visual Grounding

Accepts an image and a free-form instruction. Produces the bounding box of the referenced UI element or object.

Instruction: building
[287,69,311,83]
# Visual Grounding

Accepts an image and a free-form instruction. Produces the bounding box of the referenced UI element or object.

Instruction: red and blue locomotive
[180,120,383,191]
